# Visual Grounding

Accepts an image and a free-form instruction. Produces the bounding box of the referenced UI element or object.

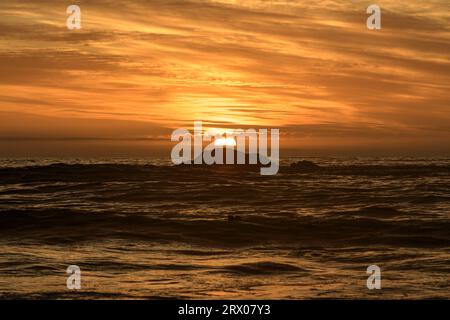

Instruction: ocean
[0,157,449,299]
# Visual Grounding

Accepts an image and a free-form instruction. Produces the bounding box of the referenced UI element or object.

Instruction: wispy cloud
[0,0,449,154]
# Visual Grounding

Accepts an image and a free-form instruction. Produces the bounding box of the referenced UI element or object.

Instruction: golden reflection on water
[0,241,447,299]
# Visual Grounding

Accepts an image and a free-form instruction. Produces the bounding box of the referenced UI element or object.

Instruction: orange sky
[0,0,449,156]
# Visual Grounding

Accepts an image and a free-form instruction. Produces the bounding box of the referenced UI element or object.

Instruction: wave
[219,262,307,275]
[29,161,450,174]
[1,208,448,249]
[0,160,449,251]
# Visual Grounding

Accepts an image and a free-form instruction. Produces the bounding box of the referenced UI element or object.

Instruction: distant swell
[1,208,448,248]
[0,160,449,249]
[0,162,449,184]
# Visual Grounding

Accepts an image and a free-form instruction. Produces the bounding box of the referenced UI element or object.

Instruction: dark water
[0,157,449,299]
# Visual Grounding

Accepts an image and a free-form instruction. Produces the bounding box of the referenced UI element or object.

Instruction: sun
[214,137,236,147]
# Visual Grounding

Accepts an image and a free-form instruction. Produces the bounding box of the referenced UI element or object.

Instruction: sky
[0,0,449,156]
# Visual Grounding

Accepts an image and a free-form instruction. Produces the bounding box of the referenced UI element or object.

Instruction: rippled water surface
[0,157,449,299]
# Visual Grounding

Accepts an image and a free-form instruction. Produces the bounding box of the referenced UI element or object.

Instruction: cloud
[0,0,449,154]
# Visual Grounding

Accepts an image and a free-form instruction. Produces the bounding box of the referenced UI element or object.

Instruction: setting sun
[214,137,237,147]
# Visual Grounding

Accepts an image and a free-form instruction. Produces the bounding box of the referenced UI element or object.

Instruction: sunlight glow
[214,137,237,147]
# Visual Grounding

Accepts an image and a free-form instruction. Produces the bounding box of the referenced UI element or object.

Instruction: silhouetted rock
[290,160,321,172]
[190,148,269,166]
